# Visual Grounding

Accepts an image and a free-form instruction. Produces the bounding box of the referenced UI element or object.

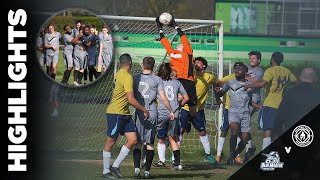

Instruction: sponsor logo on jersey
[170,53,182,58]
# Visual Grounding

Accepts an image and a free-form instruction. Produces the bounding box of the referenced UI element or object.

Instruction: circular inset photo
[36,9,114,86]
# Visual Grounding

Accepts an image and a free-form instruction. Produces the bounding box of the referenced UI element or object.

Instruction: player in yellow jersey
[179,57,218,164]
[102,53,150,179]
[243,52,297,152]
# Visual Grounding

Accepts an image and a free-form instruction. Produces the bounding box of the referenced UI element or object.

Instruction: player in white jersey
[133,57,174,179]
[154,63,189,170]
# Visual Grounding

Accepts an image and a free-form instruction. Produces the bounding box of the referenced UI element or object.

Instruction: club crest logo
[260,151,284,171]
[292,125,313,147]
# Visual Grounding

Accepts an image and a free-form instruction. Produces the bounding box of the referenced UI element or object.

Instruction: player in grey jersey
[244,51,264,161]
[154,63,189,170]
[246,51,264,115]
[36,28,46,68]
[97,25,113,77]
[73,26,92,85]
[61,25,76,85]
[87,25,99,82]
[132,57,174,179]
[44,23,61,79]
[216,62,260,166]
[72,20,84,38]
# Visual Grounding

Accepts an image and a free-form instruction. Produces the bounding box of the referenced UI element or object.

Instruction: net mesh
[51,16,230,156]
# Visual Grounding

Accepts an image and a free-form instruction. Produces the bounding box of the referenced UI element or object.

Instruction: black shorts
[178,78,197,106]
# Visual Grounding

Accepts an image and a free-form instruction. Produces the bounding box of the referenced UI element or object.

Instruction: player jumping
[156,15,197,126]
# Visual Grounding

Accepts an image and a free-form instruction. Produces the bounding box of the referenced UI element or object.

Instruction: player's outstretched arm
[243,80,267,90]
[156,17,174,54]
[126,91,149,120]
[169,16,193,55]
[245,76,260,83]
[216,81,230,97]
[159,91,175,120]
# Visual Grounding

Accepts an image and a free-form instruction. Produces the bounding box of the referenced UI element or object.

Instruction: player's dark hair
[63,25,70,31]
[157,63,172,81]
[90,25,96,29]
[39,28,46,36]
[119,53,132,66]
[143,57,155,70]
[76,20,84,25]
[271,52,284,64]
[195,57,208,70]
[84,25,90,30]
[234,62,248,72]
[102,25,109,34]
[248,51,262,60]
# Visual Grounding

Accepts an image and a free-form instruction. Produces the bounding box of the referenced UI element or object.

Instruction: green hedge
[43,16,105,34]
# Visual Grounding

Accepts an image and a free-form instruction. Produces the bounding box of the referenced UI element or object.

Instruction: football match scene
[38,0,320,179]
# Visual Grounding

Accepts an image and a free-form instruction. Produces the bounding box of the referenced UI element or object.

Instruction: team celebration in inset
[37,10,113,86]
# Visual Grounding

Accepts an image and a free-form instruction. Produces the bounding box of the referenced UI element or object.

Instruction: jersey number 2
[139,82,149,98]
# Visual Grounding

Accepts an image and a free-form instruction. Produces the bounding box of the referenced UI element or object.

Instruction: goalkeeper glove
[168,16,178,28]
[156,17,163,32]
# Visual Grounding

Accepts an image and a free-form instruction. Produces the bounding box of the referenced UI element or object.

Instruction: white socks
[236,136,241,148]
[217,137,225,156]
[199,134,211,155]
[103,150,111,174]
[262,137,271,150]
[135,168,140,173]
[157,143,166,162]
[246,140,252,152]
[112,145,130,168]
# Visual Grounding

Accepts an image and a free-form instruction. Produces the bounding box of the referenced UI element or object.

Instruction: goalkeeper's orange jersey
[160,35,194,81]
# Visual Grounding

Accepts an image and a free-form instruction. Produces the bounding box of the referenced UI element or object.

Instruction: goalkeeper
[156,16,197,124]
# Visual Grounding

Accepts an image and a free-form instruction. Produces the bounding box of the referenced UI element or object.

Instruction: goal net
[51,15,230,158]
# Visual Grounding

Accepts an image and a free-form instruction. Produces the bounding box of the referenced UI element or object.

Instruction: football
[159,12,173,25]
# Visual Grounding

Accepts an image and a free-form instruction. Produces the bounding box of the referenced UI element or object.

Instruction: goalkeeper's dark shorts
[180,108,206,132]
[178,78,197,107]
